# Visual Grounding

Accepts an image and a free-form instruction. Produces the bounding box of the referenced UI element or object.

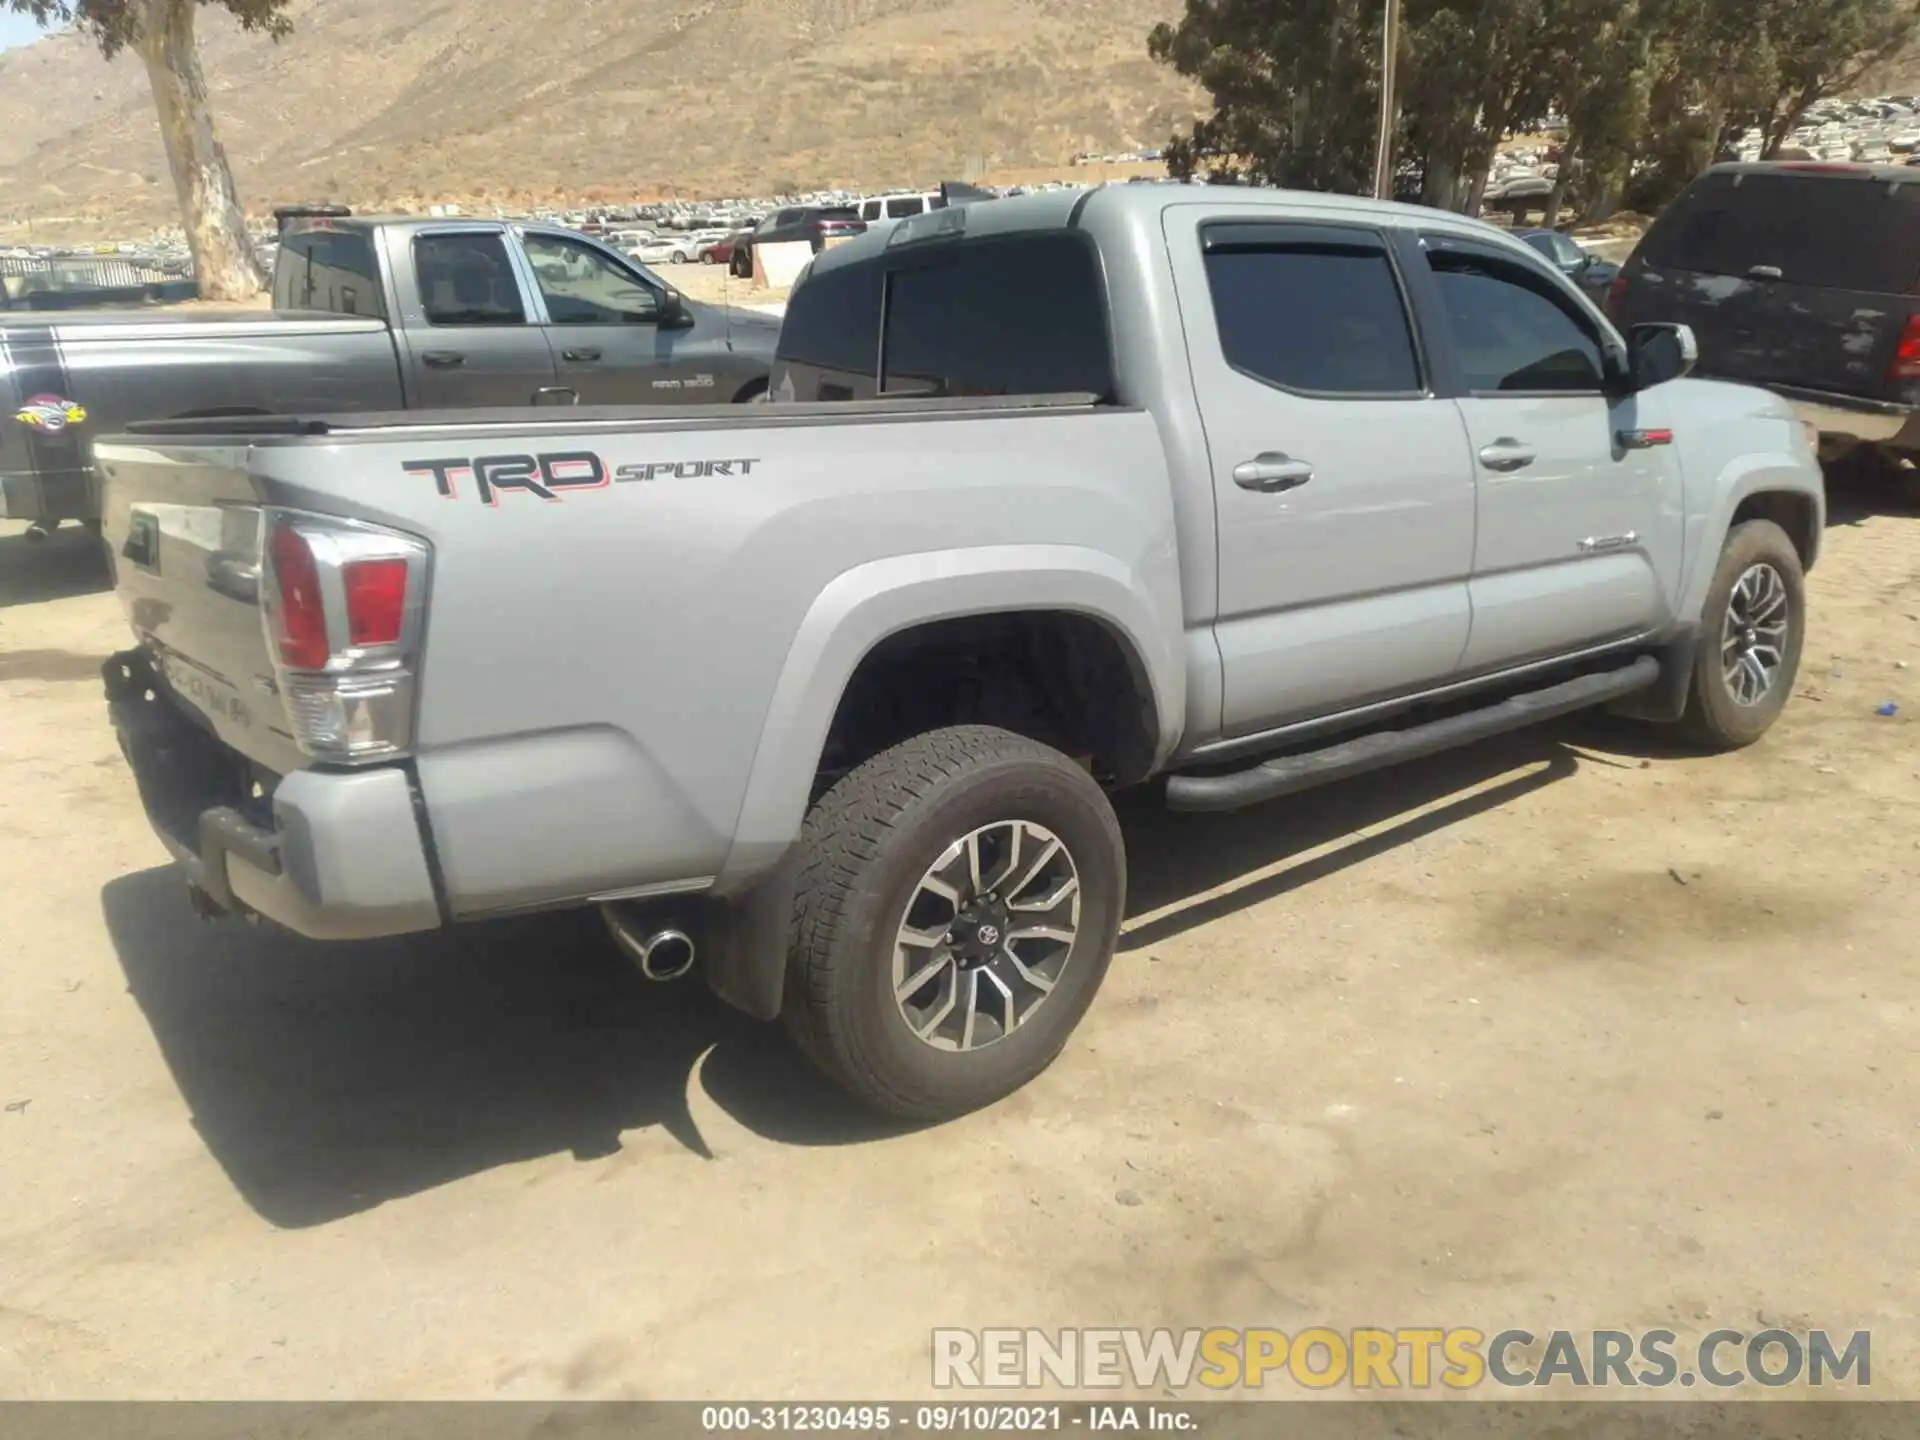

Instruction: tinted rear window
[880,234,1112,397]
[1202,237,1421,394]
[413,233,526,326]
[775,262,884,401]
[273,229,386,318]
[1643,172,1920,292]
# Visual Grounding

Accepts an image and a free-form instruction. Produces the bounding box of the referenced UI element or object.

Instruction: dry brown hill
[0,0,1203,230]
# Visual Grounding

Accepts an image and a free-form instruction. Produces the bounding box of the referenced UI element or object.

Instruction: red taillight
[343,557,408,647]
[1605,274,1628,317]
[268,524,330,669]
[1890,314,1920,382]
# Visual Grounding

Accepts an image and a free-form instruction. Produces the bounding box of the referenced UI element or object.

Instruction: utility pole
[1372,0,1402,199]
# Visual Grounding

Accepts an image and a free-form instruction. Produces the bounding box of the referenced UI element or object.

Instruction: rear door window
[879,233,1113,398]
[413,233,526,326]
[1644,172,1920,291]
[1201,227,1423,395]
[274,229,386,318]
[886,197,927,219]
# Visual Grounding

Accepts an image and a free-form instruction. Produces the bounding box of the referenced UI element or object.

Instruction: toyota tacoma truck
[1,210,779,539]
[96,185,1823,1120]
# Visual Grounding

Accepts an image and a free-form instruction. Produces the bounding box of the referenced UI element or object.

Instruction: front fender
[715,543,1186,893]
[1679,450,1825,625]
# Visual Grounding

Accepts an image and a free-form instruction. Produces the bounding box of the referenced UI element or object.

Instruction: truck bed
[94,392,1179,925]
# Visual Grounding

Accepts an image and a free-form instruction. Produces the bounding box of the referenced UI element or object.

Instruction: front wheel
[1676,518,1806,749]
[784,726,1125,1120]
[670,251,688,264]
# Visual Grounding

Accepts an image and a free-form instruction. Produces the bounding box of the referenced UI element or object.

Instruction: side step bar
[1165,655,1661,813]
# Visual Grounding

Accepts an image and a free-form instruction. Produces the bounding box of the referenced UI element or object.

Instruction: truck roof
[1703,159,1920,184]
[803,181,1545,279]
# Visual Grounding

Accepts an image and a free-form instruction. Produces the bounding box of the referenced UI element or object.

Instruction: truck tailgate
[97,441,310,778]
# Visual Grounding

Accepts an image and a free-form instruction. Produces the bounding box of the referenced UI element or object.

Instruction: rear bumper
[104,649,443,941]
[1770,384,1914,446]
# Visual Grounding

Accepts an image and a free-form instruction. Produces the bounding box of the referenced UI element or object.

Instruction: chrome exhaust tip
[601,905,698,982]
[23,521,51,543]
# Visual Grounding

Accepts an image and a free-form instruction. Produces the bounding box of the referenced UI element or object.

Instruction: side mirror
[1627,322,1697,391]
[660,288,693,329]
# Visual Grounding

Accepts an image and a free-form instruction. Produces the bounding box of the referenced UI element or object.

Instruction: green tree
[1147,0,1383,191]
[6,0,290,298]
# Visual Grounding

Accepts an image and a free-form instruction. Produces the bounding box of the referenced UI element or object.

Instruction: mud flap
[1605,626,1699,724]
[700,850,803,1022]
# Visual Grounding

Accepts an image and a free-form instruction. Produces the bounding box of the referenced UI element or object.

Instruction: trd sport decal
[403,452,759,505]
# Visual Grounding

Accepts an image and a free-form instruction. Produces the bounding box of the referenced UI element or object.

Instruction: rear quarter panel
[249,407,1186,918]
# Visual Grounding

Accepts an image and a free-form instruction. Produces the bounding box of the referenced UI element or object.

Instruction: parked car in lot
[1609,160,1920,461]
[630,229,729,265]
[0,211,780,537]
[853,182,1001,239]
[96,185,1820,1120]
[1515,227,1620,299]
[699,229,749,266]
[728,206,866,277]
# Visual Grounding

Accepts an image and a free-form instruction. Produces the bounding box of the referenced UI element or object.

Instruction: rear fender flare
[715,544,1185,893]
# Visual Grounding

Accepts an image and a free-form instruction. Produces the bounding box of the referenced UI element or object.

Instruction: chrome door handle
[1232,453,1314,492]
[1477,438,1537,472]
[421,350,465,368]
[562,347,602,362]
[1748,264,1783,281]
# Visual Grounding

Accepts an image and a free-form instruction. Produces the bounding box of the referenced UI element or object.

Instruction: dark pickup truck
[1,212,780,536]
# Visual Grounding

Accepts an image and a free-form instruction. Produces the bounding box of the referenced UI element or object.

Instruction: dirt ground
[1,471,1918,1403]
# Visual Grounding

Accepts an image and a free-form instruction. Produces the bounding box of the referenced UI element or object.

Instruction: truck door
[1164,210,1478,734]
[398,229,562,407]
[518,230,720,404]
[1415,233,1679,670]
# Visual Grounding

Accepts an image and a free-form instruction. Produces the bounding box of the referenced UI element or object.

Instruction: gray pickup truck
[96,185,1823,1120]
[1,211,779,537]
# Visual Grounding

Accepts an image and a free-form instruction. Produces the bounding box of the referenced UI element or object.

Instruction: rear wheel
[1677,519,1805,749]
[784,726,1125,1120]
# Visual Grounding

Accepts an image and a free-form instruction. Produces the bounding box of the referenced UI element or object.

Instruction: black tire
[1677,518,1805,749]
[784,725,1125,1120]
[701,251,717,265]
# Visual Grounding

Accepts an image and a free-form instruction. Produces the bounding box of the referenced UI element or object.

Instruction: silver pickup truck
[96,185,1823,1120]
[1,211,779,537]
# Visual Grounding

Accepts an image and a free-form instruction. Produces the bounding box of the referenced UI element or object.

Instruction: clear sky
[0,11,50,51]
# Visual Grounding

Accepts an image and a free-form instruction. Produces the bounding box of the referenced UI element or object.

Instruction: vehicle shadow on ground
[101,726,1607,1229]
[99,869,897,1228]
[0,526,109,609]
[1117,727,1583,951]
[1822,449,1919,528]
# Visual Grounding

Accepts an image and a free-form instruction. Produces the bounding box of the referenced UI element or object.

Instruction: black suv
[1611,161,1920,458]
